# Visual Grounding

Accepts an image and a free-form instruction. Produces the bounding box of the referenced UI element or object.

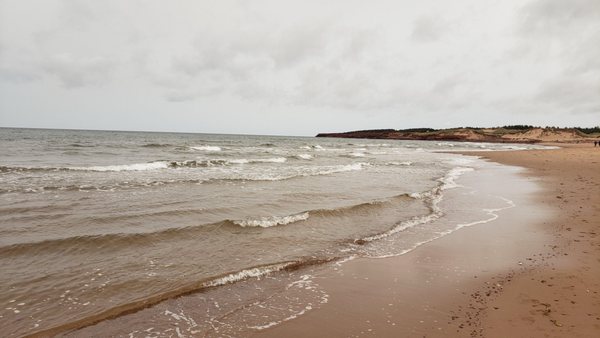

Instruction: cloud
[519,0,600,36]
[537,78,600,114]
[157,22,374,103]
[0,67,39,83]
[512,0,600,117]
[41,54,116,88]
[0,0,598,134]
[411,16,446,42]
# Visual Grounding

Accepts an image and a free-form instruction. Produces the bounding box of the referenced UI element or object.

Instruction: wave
[142,143,172,148]
[357,166,474,244]
[229,157,287,164]
[190,145,221,152]
[385,161,412,166]
[0,191,413,256]
[295,154,313,160]
[69,143,95,148]
[0,157,290,174]
[0,166,52,173]
[1,162,170,173]
[27,259,334,337]
[0,163,371,194]
[69,162,170,172]
[166,157,287,167]
[233,212,309,228]
[347,152,366,157]
[0,179,205,194]
[302,162,368,176]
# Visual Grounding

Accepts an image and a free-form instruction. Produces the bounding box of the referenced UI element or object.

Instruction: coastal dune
[257,145,600,337]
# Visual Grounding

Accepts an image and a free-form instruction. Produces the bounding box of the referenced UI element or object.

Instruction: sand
[473,145,600,337]
[255,144,600,337]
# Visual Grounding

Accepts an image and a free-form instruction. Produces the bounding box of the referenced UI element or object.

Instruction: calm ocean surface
[0,128,552,336]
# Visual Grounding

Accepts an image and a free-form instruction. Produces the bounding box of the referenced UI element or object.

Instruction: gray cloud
[512,0,600,117]
[519,0,600,36]
[411,16,446,42]
[0,67,39,84]
[0,0,598,135]
[41,54,116,88]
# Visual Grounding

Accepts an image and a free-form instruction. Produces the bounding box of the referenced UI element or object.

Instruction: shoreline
[256,144,600,337]
[12,143,598,337]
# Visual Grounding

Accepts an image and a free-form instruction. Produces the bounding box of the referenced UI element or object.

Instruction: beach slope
[256,145,600,337]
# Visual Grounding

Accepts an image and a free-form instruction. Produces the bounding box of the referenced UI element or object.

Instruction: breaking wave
[295,154,313,160]
[233,212,310,228]
[190,145,222,152]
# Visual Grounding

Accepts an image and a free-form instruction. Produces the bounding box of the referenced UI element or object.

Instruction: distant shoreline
[316,127,600,144]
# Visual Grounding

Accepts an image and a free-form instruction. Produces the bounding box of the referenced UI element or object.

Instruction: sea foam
[190,145,221,152]
[234,212,309,228]
[202,262,295,287]
[296,154,313,160]
[69,162,169,172]
[229,157,287,164]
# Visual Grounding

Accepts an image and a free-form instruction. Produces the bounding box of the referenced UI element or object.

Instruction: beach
[256,144,600,337]
[2,129,598,337]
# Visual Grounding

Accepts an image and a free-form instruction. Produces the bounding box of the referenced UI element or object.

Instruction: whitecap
[234,212,309,228]
[296,154,313,160]
[229,157,287,164]
[69,162,169,172]
[202,262,295,287]
[190,145,221,152]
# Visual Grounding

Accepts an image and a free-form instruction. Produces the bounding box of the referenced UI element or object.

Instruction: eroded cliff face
[316,128,598,144]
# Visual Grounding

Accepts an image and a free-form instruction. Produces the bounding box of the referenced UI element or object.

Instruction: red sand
[255,145,600,337]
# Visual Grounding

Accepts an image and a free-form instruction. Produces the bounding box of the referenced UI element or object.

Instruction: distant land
[316,126,600,144]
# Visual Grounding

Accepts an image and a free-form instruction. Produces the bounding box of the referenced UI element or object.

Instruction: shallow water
[0,128,552,336]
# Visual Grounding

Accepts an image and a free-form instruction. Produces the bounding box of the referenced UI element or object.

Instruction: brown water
[0,128,553,336]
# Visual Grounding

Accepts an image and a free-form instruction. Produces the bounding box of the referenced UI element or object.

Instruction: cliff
[316,127,599,144]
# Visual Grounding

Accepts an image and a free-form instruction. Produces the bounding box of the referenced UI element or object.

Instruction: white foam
[348,152,365,157]
[385,161,412,166]
[312,162,369,176]
[234,212,309,228]
[439,167,474,190]
[203,262,294,287]
[70,162,169,172]
[364,166,473,243]
[373,197,516,259]
[247,274,328,331]
[229,157,287,164]
[501,145,528,150]
[296,154,313,160]
[437,142,455,147]
[190,145,221,152]
[362,143,391,147]
[228,159,250,164]
[257,157,287,163]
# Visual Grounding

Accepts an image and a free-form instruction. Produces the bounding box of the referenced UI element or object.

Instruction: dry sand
[256,144,600,337]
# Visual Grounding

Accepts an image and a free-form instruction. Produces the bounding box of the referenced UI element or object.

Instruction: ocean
[0,128,552,336]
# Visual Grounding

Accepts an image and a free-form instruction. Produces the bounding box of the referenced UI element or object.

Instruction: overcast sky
[0,0,598,136]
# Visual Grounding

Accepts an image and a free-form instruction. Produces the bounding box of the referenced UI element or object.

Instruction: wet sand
[256,145,600,337]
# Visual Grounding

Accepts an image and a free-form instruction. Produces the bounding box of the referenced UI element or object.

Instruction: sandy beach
[256,144,600,337]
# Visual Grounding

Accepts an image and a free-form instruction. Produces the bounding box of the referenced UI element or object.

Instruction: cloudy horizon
[0,0,599,136]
